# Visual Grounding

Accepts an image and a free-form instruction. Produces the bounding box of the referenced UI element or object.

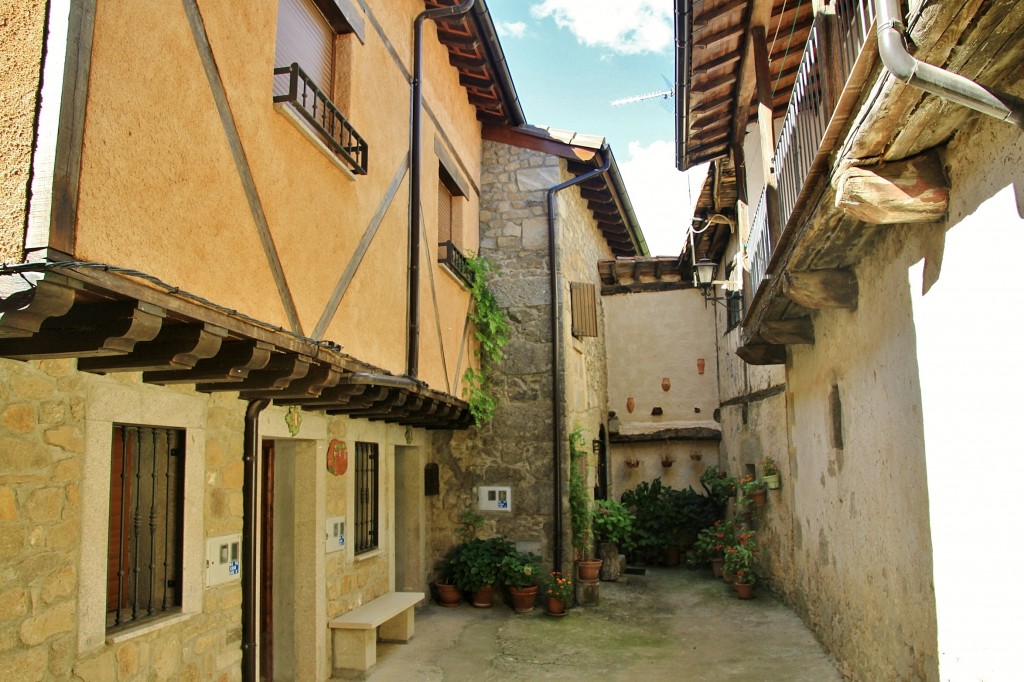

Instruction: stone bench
[329,591,424,675]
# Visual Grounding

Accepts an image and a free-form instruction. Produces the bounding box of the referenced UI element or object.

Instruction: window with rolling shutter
[570,282,599,338]
[274,0,335,98]
[437,161,473,285]
[271,0,369,175]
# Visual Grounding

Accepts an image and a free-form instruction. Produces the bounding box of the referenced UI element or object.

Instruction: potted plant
[433,511,487,607]
[448,537,515,607]
[761,456,781,489]
[625,457,640,469]
[592,499,634,580]
[499,550,541,613]
[661,455,674,468]
[691,519,735,577]
[700,466,737,502]
[723,531,760,599]
[741,476,767,507]
[543,571,574,616]
[570,427,602,581]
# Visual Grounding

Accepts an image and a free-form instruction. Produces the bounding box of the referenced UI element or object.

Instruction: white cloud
[530,0,673,55]
[616,140,708,257]
[495,20,528,39]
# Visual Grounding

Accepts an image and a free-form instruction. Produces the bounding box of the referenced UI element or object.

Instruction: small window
[437,162,472,286]
[726,291,744,331]
[272,0,368,175]
[354,442,379,555]
[107,425,185,631]
[570,282,598,337]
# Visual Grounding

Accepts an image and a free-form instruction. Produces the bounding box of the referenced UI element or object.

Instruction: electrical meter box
[325,516,346,554]
[478,486,512,512]
[206,534,242,587]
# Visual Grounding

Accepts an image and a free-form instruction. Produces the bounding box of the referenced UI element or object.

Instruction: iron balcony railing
[438,240,474,288]
[747,0,875,295]
[273,63,368,175]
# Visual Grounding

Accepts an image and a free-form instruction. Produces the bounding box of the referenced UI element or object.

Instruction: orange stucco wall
[72,0,482,391]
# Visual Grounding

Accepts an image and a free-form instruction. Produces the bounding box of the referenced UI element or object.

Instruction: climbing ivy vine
[462,254,510,426]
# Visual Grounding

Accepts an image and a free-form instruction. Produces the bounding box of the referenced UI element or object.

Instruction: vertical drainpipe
[242,399,270,682]
[408,0,476,378]
[546,147,611,574]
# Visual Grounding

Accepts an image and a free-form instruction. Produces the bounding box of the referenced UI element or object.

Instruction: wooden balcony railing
[273,63,369,176]
[747,0,875,296]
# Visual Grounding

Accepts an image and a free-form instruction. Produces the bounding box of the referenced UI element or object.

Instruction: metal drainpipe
[241,399,270,682]
[546,147,612,574]
[408,0,476,378]
[875,0,1024,129]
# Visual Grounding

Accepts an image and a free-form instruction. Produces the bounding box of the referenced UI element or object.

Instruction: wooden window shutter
[438,179,453,245]
[570,282,598,337]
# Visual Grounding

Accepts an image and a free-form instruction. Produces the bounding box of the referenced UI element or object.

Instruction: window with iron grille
[437,162,472,286]
[107,425,185,631]
[570,282,599,337]
[354,442,379,555]
[726,291,744,332]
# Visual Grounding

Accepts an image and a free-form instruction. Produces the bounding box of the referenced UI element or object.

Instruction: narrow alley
[366,568,841,681]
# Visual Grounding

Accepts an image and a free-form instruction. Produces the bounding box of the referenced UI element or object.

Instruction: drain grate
[623,567,647,576]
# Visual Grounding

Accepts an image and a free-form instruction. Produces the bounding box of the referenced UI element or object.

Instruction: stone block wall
[0,359,247,681]
[437,139,614,571]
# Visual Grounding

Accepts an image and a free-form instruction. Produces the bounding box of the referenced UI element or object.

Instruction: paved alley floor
[364,567,842,681]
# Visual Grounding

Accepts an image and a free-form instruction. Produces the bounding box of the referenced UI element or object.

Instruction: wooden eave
[675,0,816,170]
[427,0,525,126]
[597,257,689,295]
[735,0,1024,362]
[0,269,473,429]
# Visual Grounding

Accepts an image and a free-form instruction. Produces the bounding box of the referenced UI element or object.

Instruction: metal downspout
[546,148,612,574]
[408,0,476,378]
[242,399,270,682]
[875,0,1024,129]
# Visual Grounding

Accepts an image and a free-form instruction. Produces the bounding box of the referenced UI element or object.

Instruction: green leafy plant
[544,571,574,602]
[498,550,541,589]
[700,466,737,501]
[448,536,517,593]
[569,426,594,560]
[457,510,485,543]
[691,518,737,564]
[722,530,760,585]
[760,456,779,477]
[592,499,635,550]
[620,478,673,561]
[741,476,766,495]
[461,254,510,426]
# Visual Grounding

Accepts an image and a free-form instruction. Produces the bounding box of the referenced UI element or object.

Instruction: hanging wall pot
[697,358,705,375]
[626,397,635,413]
[326,439,348,476]
[662,377,671,391]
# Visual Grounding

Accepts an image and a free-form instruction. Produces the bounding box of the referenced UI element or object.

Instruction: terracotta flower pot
[435,582,461,608]
[576,559,602,581]
[750,489,767,507]
[472,584,494,608]
[735,582,755,599]
[546,597,566,616]
[508,585,538,613]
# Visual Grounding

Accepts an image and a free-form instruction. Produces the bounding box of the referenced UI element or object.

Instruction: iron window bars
[273,62,369,175]
[438,240,474,288]
[354,442,378,555]
[107,425,185,631]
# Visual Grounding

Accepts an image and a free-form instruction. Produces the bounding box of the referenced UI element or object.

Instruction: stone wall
[437,139,613,571]
[0,358,247,681]
[0,357,433,681]
[0,0,44,263]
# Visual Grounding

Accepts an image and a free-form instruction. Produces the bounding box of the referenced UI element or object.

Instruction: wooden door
[260,441,275,681]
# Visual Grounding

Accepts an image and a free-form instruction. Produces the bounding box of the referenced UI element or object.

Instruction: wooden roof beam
[144,340,273,384]
[694,0,748,27]
[79,322,228,373]
[729,0,777,154]
[693,23,746,49]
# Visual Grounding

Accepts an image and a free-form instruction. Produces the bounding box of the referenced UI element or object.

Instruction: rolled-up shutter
[274,0,334,97]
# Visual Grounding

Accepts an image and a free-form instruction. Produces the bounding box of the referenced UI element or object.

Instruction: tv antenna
[611,87,675,106]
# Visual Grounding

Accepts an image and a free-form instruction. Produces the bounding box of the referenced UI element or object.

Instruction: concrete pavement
[364,567,842,681]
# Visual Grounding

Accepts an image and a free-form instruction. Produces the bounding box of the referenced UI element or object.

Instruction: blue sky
[487,0,706,256]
